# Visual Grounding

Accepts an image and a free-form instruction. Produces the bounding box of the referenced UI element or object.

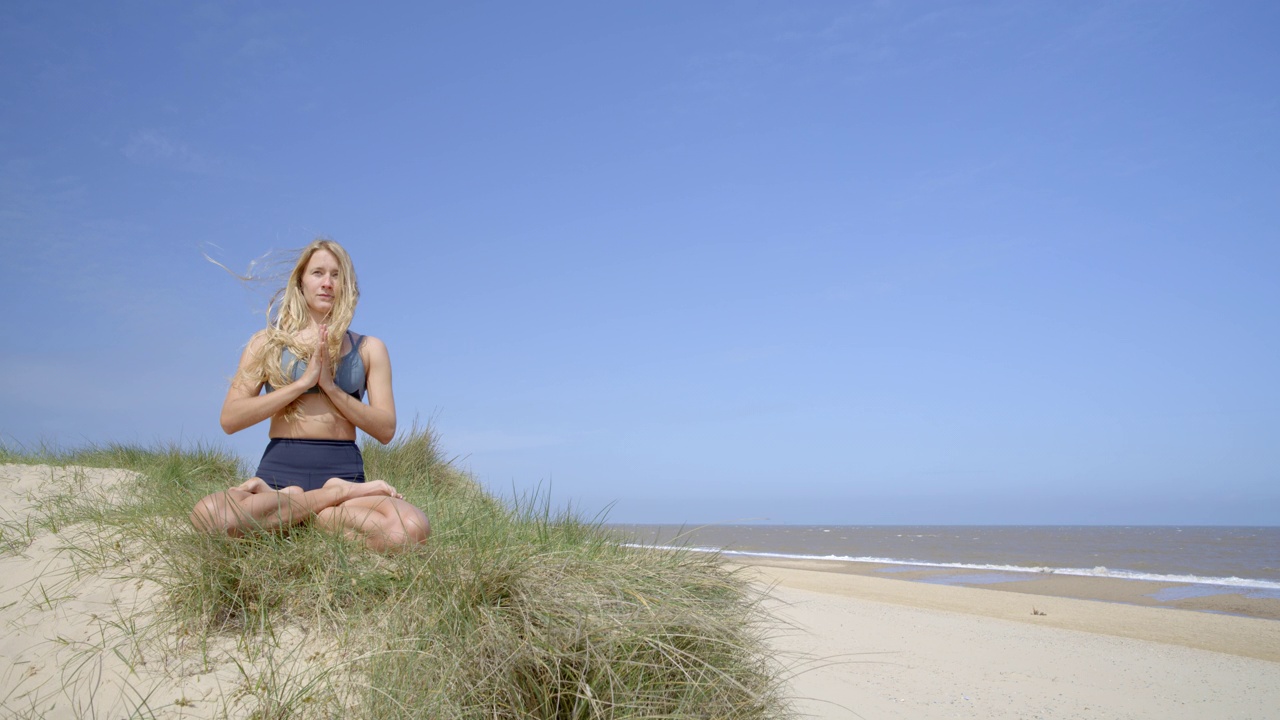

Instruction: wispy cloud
[121,129,217,173]
[777,4,1014,78]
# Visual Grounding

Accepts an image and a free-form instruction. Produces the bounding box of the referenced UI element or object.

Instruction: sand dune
[0,464,332,719]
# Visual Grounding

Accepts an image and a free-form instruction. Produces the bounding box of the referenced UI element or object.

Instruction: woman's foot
[323,477,403,500]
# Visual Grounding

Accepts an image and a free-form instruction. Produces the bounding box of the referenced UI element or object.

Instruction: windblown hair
[239,238,360,419]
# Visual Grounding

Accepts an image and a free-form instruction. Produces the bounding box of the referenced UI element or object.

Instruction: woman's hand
[235,477,271,494]
[300,331,397,446]
[220,331,315,435]
[304,324,332,392]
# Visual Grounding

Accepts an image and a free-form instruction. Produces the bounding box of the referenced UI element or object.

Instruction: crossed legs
[314,494,431,552]
[190,477,430,551]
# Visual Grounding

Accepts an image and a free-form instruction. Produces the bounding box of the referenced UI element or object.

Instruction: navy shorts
[255,438,366,492]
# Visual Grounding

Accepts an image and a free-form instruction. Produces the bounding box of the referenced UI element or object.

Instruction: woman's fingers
[314,324,336,390]
[298,325,328,390]
[235,477,270,493]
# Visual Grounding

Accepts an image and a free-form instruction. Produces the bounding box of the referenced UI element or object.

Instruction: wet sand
[741,554,1280,622]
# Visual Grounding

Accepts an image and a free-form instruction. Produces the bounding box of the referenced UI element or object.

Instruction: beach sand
[748,560,1280,719]
[4,463,1278,718]
[0,463,336,719]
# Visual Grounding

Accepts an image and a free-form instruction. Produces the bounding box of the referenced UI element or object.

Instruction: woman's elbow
[220,411,244,435]
[374,419,397,445]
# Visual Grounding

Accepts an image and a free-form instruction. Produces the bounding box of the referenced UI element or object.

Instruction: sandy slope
[0,464,335,720]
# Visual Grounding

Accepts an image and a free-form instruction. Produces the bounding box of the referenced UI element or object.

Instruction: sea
[608,525,1280,600]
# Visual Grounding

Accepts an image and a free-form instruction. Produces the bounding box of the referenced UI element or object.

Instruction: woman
[191,239,430,551]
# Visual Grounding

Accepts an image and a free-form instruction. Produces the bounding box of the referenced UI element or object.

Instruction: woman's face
[301,249,341,316]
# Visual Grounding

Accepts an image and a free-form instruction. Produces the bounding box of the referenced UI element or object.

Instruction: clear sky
[2,2,1277,524]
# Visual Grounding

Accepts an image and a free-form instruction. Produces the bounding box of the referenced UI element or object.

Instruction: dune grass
[1,429,790,719]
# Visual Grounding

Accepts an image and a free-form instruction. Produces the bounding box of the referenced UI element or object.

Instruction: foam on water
[622,543,1280,591]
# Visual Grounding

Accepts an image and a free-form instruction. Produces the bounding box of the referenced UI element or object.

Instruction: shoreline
[752,561,1280,719]
[733,554,1280,623]
[610,525,1280,593]
[737,557,1280,663]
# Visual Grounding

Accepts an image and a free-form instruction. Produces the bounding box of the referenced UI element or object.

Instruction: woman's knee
[357,502,428,547]
[317,499,429,549]
[404,511,431,544]
[314,505,342,531]
[190,492,237,535]
[386,503,430,545]
[389,517,429,546]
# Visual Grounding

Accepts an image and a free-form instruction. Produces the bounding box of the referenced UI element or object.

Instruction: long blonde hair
[242,238,360,415]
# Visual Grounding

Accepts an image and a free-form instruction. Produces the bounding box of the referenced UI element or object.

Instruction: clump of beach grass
[1,428,790,719]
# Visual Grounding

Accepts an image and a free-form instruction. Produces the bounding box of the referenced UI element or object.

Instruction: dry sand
[5,462,1278,719]
[749,562,1280,719]
[0,463,335,719]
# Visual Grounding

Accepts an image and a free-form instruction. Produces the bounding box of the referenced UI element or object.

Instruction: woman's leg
[190,477,400,537]
[314,489,431,552]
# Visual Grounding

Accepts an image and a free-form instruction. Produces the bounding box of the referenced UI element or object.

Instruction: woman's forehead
[306,249,340,270]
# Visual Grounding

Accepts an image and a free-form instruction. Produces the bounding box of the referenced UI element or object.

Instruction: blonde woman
[191,239,430,551]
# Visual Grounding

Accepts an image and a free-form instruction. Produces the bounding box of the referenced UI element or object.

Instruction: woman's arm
[219,332,320,434]
[319,332,397,444]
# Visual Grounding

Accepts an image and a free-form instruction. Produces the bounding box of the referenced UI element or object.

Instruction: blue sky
[2,1,1277,524]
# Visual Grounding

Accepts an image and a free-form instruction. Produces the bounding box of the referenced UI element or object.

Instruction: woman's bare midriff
[266,335,359,441]
[268,393,358,441]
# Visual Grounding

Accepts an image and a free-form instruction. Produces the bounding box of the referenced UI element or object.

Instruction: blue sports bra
[265,330,367,400]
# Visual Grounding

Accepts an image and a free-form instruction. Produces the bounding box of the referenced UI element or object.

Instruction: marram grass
[2,429,791,719]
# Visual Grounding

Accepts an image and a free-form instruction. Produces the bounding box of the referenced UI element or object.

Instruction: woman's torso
[267,330,366,441]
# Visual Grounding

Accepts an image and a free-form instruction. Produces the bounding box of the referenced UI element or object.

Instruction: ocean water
[609,525,1280,593]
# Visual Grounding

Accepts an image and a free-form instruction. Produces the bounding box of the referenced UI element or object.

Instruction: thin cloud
[671,50,778,100]
[121,129,216,173]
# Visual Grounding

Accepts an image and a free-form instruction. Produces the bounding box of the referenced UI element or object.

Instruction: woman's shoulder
[355,332,387,352]
[245,329,272,352]
[353,333,389,363]
[243,328,294,358]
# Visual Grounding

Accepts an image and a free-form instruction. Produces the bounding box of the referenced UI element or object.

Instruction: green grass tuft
[1,427,790,718]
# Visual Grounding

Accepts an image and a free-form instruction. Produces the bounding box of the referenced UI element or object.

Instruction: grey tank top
[265,330,367,400]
